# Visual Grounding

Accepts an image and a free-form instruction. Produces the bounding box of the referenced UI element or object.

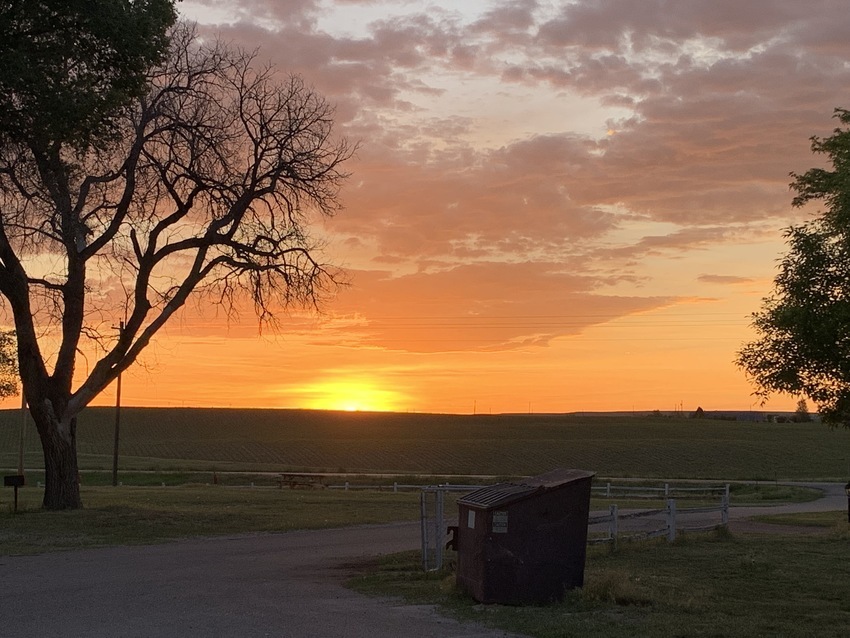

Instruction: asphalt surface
[2,482,844,637]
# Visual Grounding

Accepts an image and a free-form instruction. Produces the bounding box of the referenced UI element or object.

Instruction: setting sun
[290,380,405,413]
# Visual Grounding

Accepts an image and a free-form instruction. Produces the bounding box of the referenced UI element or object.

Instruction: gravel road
[1,522,523,638]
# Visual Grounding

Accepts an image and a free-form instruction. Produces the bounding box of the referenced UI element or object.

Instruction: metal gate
[420,484,477,571]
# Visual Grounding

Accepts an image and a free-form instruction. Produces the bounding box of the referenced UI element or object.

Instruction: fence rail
[592,482,729,499]
[328,482,481,492]
[586,485,729,548]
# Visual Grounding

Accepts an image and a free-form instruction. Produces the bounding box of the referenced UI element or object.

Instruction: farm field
[2,407,850,480]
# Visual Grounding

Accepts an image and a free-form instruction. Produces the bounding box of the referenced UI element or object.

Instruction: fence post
[606,482,611,498]
[667,499,677,542]
[344,481,349,491]
[664,482,669,497]
[435,489,445,570]
[420,491,429,571]
[393,482,398,493]
[609,504,619,550]
[722,484,730,527]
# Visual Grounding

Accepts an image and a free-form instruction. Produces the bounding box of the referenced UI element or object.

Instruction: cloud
[535,0,811,53]
[175,0,849,361]
[697,274,756,285]
[323,263,674,353]
[333,131,622,266]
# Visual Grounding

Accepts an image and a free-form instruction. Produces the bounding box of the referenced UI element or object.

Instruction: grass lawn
[349,524,850,638]
[0,484,420,555]
[752,510,850,528]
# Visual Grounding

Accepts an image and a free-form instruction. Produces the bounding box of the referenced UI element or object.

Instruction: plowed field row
[1,407,848,479]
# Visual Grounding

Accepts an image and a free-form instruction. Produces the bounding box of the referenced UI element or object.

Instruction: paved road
[2,482,844,637]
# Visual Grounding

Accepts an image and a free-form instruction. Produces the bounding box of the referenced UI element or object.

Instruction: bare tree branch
[0,21,353,417]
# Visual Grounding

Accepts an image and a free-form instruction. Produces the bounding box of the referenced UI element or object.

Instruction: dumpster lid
[458,482,539,508]
[458,468,595,509]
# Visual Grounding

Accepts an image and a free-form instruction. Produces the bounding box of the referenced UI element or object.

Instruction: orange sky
[9,1,849,415]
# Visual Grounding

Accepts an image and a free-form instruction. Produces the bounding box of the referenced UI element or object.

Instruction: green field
[0,486,422,555]
[2,407,850,479]
[350,523,850,638]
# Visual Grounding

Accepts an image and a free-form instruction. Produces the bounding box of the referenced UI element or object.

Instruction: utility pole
[112,320,124,487]
[18,391,26,476]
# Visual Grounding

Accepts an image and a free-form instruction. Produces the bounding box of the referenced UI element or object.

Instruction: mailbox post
[4,474,25,513]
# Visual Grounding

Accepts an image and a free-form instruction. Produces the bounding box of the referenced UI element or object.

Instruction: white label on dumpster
[467,510,476,529]
[492,511,508,534]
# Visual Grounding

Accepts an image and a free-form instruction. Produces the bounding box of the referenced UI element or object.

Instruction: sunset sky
[33,0,850,414]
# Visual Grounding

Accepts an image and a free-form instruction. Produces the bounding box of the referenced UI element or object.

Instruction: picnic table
[278,473,328,489]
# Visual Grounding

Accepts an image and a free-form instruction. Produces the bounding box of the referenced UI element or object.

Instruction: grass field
[0,485,422,555]
[349,521,850,638]
[2,407,850,480]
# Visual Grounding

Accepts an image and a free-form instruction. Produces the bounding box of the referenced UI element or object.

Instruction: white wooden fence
[587,487,729,547]
[588,483,730,547]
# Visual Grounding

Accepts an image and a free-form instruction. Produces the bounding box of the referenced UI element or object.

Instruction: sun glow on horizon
[287,379,405,413]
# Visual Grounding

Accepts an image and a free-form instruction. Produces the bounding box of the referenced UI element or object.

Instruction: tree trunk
[37,412,82,510]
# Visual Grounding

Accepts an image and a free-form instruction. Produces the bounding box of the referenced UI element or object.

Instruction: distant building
[695,410,766,422]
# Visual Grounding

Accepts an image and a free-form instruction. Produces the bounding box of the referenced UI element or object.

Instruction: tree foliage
[0,0,177,151]
[0,21,352,509]
[793,398,812,423]
[0,330,18,398]
[737,108,850,426]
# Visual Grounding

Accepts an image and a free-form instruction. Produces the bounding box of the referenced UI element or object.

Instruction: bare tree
[0,25,352,509]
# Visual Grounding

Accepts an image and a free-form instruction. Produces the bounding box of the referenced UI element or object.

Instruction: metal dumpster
[456,468,595,605]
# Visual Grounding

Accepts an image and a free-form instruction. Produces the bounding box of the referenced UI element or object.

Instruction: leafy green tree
[0,16,352,509]
[793,398,812,423]
[737,108,850,426]
[0,0,177,150]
